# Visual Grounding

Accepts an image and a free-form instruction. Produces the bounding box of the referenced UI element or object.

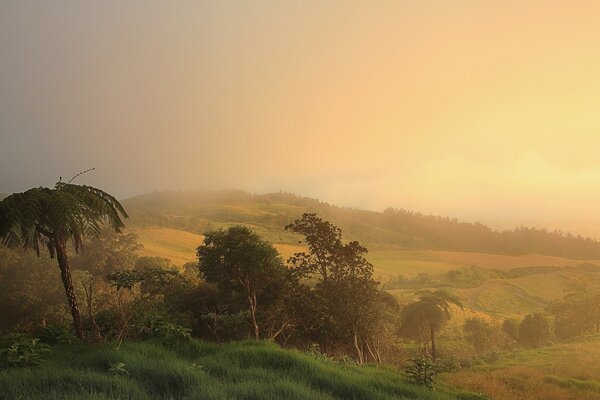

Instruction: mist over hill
[122,190,600,259]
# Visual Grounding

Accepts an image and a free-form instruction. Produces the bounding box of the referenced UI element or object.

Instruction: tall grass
[0,339,480,400]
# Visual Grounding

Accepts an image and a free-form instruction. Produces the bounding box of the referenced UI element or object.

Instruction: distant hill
[0,193,6,201]
[122,190,600,259]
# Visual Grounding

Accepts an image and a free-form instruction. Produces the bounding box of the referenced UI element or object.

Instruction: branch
[67,168,96,184]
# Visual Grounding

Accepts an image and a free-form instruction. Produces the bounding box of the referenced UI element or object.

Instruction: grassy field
[444,335,600,400]
[0,339,480,400]
[127,227,306,266]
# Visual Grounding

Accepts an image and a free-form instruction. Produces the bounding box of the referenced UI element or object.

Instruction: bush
[481,347,500,363]
[0,334,51,368]
[36,326,77,345]
[436,357,462,373]
[518,314,553,348]
[405,355,438,388]
[145,317,191,343]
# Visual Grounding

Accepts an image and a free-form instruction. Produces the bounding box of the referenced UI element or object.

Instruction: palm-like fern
[0,182,128,339]
[401,290,463,361]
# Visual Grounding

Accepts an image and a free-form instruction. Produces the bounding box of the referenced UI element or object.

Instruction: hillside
[122,190,600,259]
[0,339,479,400]
[122,190,600,319]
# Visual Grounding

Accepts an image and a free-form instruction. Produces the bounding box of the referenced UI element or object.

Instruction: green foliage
[463,317,493,354]
[37,326,77,345]
[0,182,129,340]
[109,362,130,376]
[0,182,128,255]
[0,334,51,368]
[400,289,463,360]
[435,358,462,373]
[286,213,383,364]
[405,355,438,388]
[198,226,295,340]
[518,313,553,348]
[548,286,600,340]
[145,317,191,343]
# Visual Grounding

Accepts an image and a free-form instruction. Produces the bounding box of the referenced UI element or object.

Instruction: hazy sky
[2,1,600,234]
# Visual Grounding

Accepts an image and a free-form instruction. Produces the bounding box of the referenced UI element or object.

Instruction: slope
[0,339,480,400]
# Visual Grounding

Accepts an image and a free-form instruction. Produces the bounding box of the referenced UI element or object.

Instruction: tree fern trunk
[55,240,85,340]
[430,324,436,361]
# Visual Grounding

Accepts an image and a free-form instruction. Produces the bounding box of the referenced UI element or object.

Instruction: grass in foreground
[0,339,481,400]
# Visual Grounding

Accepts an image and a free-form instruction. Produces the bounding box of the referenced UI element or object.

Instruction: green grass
[0,339,481,400]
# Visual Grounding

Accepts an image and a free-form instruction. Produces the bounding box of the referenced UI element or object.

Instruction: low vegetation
[0,339,482,400]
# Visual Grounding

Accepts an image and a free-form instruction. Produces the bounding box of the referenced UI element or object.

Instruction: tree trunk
[55,240,85,340]
[248,292,260,339]
[353,331,365,364]
[429,324,436,361]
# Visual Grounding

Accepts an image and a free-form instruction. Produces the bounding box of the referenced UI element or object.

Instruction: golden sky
[2,1,600,235]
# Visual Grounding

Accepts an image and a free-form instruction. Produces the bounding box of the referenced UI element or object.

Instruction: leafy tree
[518,313,553,348]
[0,182,128,339]
[197,226,290,339]
[286,213,381,363]
[401,290,463,361]
[502,318,520,342]
[463,317,492,354]
[548,285,600,340]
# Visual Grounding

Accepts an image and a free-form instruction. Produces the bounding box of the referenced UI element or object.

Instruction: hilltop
[122,190,600,259]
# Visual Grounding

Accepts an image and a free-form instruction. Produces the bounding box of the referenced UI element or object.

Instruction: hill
[122,190,600,259]
[121,190,600,319]
[0,339,479,400]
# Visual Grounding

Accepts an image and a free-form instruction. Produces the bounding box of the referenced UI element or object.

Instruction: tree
[463,317,492,354]
[0,182,128,339]
[401,289,463,361]
[548,285,600,340]
[197,226,290,339]
[502,318,520,342]
[286,213,381,363]
[518,313,553,348]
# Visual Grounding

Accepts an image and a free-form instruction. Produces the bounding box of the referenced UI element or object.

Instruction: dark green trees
[0,182,128,339]
[518,313,553,347]
[286,213,381,364]
[197,226,293,339]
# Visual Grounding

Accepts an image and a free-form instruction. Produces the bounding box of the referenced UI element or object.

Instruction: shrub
[37,326,77,345]
[436,357,462,373]
[0,334,51,368]
[146,317,191,343]
[405,355,438,388]
[518,314,553,348]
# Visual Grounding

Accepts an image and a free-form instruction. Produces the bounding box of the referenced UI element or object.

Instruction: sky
[2,1,600,236]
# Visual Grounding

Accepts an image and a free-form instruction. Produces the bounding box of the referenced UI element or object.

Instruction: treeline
[382,208,600,258]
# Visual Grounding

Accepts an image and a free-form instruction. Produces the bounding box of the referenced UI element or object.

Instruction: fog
[2,1,600,236]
